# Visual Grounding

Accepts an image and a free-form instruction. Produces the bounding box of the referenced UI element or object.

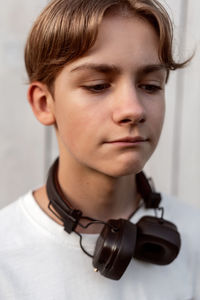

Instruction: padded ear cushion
[134,216,181,265]
[93,219,137,280]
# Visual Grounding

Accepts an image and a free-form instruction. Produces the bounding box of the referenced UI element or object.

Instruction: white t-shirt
[0,191,200,300]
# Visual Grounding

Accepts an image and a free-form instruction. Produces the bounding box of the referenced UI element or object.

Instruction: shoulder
[0,196,22,226]
[0,192,31,220]
[161,194,200,247]
[0,192,33,250]
[162,193,200,224]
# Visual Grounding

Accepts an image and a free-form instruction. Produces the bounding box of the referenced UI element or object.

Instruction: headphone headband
[46,158,161,233]
[46,158,82,233]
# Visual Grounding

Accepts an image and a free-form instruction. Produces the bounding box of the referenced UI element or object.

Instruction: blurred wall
[0,0,199,209]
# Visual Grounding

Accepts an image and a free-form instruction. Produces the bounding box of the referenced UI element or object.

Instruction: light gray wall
[0,0,199,209]
[145,0,200,207]
[0,0,47,206]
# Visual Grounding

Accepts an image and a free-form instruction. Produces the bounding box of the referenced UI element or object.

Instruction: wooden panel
[145,0,184,193]
[146,0,200,208]
[178,0,200,206]
[0,0,47,209]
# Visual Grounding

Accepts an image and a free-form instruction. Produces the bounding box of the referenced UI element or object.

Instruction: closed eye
[81,83,111,93]
[139,84,162,94]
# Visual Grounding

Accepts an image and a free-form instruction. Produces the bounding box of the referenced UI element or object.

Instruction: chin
[101,160,146,178]
[115,150,152,175]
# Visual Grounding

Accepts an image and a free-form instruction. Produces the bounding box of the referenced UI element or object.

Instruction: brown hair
[24,0,188,90]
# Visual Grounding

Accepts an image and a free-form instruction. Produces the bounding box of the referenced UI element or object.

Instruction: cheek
[158,100,166,129]
[149,100,165,143]
[59,112,88,149]
[56,101,105,152]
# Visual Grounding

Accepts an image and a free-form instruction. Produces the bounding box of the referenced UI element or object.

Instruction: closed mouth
[107,136,148,143]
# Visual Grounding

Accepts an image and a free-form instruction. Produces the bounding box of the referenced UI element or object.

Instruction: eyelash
[82,83,110,93]
[139,84,162,94]
[81,83,162,94]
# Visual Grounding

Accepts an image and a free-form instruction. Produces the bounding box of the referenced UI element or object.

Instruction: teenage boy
[0,0,200,299]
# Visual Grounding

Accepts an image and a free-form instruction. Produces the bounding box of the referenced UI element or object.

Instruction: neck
[33,158,141,234]
[57,157,140,232]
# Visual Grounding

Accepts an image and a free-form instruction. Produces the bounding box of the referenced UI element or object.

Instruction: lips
[107,136,148,143]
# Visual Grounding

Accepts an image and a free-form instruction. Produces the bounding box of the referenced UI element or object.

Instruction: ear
[27,82,56,126]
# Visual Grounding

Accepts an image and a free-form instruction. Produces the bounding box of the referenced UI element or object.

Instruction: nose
[112,84,146,126]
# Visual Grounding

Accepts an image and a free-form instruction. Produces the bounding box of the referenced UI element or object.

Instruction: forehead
[55,14,164,84]
[71,15,160,70]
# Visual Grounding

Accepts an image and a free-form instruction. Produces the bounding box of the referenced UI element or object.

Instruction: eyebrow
[70,63,120,74]
[70,63,167,76]
[138,64,167,77]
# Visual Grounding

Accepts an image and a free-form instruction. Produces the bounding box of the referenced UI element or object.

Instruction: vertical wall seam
[171,0,189,195]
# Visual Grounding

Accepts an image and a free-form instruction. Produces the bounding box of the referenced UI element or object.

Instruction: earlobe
[27,82,56,126]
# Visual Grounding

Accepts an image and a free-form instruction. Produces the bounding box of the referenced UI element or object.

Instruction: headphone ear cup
[92,219,137,280]
[134,216,181,265]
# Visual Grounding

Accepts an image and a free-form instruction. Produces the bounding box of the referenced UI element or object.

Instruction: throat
[57,170,140,232]
[33,170,140,234]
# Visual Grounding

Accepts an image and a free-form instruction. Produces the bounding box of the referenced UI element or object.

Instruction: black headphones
[46,158,181,280]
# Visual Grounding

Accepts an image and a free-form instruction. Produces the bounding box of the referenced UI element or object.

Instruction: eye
[139,84,162,94]
[82,83,111,93]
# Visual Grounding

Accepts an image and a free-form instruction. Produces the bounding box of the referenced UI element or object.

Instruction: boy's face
[51,14,166,177]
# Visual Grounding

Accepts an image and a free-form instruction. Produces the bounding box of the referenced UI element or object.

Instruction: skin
[28,14,166,233]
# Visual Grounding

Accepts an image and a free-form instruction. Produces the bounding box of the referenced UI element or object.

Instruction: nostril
[121,119,132,123]
[140,117,146,123]
[120,116,146,124]
[112,108,146,126]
